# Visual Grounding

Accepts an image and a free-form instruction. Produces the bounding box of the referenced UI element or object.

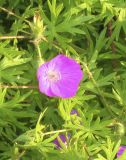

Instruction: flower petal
[37,62,49,80]
[37,54,83,98]
[50,54,83,82]
[50,55,83,98]
[117,146,126,157]
[38,77,56,97]
[51,79,79,98]
[70,109,79,116]
[37,62,56,97]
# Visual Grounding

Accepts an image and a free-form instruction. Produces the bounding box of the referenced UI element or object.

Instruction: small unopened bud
[30,11,46,44]
[116,122,125,137]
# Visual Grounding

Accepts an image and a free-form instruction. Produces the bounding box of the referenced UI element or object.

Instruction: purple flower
[70,109,79,116]
[53,134,70,149]
[117,146,126,157]
[37,54,83,98]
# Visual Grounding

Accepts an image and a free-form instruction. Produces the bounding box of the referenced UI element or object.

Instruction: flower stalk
[82,61,116,118]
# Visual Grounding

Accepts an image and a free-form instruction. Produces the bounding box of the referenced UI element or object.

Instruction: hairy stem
[0,36,28,40]
[82,62,116,118]
[0,85,37,89]
[108,20,118,69]
[36,44,43,63]
[0,7,29,24]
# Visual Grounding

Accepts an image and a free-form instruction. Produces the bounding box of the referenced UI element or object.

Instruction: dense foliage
[0,0,126,159]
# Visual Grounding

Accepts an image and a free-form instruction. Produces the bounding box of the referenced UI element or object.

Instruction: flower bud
[30,11,46,44]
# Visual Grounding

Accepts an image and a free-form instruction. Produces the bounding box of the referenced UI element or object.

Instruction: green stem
[0,7,29,24]
[35,43,44,66]
[82,62,116,118]
[83,145,92,159]
[36,44,42,61]
[42,129,70,136]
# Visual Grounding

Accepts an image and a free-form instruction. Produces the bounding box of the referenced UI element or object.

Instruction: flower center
[47,70,60,82]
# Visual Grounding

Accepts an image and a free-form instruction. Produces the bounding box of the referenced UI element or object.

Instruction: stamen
[47,70,60,82]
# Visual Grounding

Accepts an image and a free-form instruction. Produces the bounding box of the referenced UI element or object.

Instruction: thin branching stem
[0,7,29,24]
[107,20,118,69]
[83,145,91,159]
[16,129,70,149]
[42,129,70,136]
[0,36,28,40]
[82,62,116,118]
[16,150,26,160]
[36,44,43,63]
[0,85,37,89]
